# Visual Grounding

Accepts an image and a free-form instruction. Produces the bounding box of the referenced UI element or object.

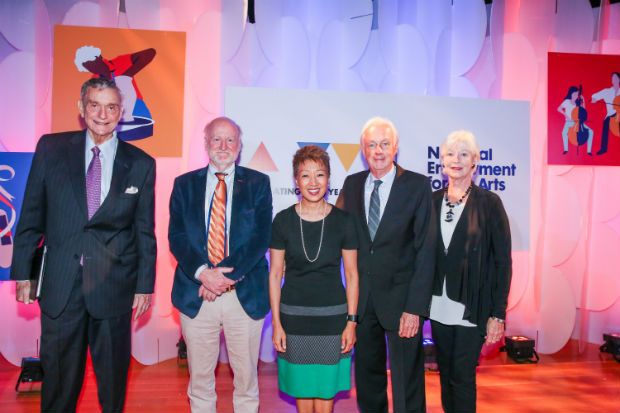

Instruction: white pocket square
[124,186,139,194]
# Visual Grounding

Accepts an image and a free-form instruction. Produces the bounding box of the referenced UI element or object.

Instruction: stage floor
[1,340,618,412]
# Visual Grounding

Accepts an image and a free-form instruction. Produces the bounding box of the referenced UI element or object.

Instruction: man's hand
[198,285,217,301]
[198,267,235,295]
[16,281,34,304]
[132,294,152,320]
[398,312,420,338]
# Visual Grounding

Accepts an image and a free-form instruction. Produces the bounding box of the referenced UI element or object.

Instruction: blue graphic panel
[296,142,331,151]
[0,153,34,280]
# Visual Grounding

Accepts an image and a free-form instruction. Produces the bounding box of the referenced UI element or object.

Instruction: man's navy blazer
[10,130,157,319]
[336,164,436,329]
[169,165,272,320]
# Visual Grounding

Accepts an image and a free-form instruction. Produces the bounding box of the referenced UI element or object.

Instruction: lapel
[372,164,404,243]
[229,165,246,250]
[434,189,444,247]
[90,138,132,221]
[195,166,208,254]
[68,131,88,220]
[354,170,371,242]
[441,184,475,255]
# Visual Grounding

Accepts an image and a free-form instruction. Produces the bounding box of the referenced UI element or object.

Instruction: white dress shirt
[429,198,477,327]
[592,86,620,117]
[194,163,235,278]
[85,131,118,205]
[364,163,396,224]
[559,99,576,122]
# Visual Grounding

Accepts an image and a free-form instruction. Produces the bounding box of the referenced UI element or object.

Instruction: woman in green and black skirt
[269,145,359,413]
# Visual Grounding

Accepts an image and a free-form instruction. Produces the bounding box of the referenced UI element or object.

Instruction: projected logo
[246,141,361,173]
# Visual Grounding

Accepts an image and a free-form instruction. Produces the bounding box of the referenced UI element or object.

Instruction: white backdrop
[2,0,617,366]
[227,86,530,250]
[227,87,530,359]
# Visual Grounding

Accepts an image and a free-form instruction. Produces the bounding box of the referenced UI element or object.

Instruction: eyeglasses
[84,101,121,115]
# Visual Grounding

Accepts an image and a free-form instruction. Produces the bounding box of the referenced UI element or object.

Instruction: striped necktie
[368,179,382,240]
[208,172,227,265]
[86,146,101,219]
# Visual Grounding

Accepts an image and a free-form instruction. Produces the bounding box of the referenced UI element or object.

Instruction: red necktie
[207,173,227,265]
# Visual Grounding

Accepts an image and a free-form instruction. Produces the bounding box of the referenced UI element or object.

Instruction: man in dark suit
[336,117,435,413]
[11,78,156,413]
[169,117,272,413]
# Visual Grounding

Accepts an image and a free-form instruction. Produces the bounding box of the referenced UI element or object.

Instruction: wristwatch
[346,314,359,323]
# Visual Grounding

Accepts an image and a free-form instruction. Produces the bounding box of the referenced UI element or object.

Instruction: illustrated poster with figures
[0,153,34,280]
[548,52,620,166]
[51,25,186,158]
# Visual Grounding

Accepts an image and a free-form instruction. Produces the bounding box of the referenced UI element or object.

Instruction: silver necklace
[444,184,472,222]
[299,200,326,263]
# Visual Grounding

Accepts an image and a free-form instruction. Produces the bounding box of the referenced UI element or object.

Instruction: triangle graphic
[246,142,278,172]
[332,143,361,171]
[297,142,331,151]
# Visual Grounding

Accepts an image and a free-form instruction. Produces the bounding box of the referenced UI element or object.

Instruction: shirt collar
[85,131,118,154]
[367,163,396,187]
[207,163,236,181]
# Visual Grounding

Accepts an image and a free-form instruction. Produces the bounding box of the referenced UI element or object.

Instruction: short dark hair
[80,78,121,102]
[293,145,330,177]
[613,72,620,80]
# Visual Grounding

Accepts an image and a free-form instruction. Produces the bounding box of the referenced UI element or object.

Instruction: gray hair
[80,78,121,102]
[360,116,400,147]
[440,130,481,164]
[204,116,242,142]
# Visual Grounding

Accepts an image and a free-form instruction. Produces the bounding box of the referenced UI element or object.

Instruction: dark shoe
[588,152,593,156]
[596,150,606,155]
[563,150,568,155]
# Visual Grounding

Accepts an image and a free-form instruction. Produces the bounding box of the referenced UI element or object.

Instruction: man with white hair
[336,117,435,413]
[169,117,272,413]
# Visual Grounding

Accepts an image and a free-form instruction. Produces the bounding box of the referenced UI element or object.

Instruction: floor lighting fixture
[501,336,539,364]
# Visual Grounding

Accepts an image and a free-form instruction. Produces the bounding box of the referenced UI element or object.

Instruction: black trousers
[597,115,613,155]
[431,320,485,413]
[355,295,426,413]
[40,269,132,413]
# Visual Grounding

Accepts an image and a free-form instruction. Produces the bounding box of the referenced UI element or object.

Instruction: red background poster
[548,52,620,166]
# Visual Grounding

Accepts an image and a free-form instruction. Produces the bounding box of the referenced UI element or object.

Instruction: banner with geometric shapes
[227,87,530,251]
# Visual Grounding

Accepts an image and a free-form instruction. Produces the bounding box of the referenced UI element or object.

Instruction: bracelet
[346,314,359,323]
[492,316,505,324]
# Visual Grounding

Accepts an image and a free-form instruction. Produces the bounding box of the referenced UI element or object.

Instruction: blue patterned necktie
[368,179,382,240]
